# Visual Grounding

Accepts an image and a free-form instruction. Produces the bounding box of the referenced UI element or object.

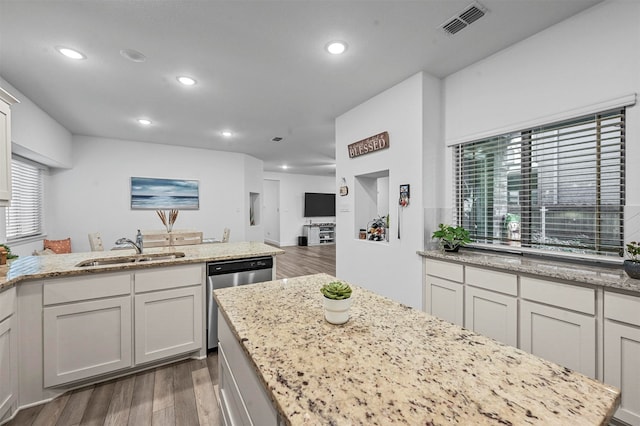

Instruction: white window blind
[453,108,625,258]
[6,157,44,240]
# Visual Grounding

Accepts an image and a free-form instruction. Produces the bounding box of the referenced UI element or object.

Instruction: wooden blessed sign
[348,131,389,158]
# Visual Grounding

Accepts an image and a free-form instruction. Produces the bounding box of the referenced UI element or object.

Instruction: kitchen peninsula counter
[0,241,284,291]
[213,273,620,425]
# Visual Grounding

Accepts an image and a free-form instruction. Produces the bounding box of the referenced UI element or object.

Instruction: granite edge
[417,249,640,294]
[0,243,285,292]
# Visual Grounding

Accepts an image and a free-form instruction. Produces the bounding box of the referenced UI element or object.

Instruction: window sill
[6,234,47,246]
[465,243,623,268]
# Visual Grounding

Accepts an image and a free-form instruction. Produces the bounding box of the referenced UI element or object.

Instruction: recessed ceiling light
[177,76,197,86]
[137,118,152,126]
[120,49,147,63]
[281,165,289,170]
[326,41,347,55]
[221,130,233,137]
[56,46,86,60]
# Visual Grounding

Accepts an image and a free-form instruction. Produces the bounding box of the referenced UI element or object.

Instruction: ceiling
[0,0,602,176]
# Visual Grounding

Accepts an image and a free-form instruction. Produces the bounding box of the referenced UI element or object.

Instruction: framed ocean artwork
[130,177,199,210]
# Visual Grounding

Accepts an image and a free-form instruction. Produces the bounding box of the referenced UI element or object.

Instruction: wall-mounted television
[304,192,336,217]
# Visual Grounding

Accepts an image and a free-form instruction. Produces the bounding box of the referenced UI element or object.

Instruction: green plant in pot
[431,223,472,252]
[321,281,353,324]
[624,241,640,279]
[0,243,18,265]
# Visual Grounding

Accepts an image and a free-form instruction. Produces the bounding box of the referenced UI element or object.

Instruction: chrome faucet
[116,230,143,254]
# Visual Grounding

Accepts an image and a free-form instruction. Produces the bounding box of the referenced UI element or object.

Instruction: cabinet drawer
[0,287,15,322]
[44,273,131,305]
[135,264,203,293]
[521,276,594,315]
[466,266,517,296]
[604,291,640,326]
[425,259,463,283]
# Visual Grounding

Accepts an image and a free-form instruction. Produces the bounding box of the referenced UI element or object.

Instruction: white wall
[45,135,262,252]
[244,155,265,242]
[442,0,640,243]
[263,172,336,247]
[263,179,280,245]
[0,76,72,168]
[336,72,441,309]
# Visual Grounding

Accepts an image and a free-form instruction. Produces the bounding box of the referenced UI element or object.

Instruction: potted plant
[0,243,18,264]
[431,223,472,252]
[321,281,353,324]
[624,241,640,279]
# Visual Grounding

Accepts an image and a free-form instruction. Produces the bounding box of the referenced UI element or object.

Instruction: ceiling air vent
[440,2,488,35]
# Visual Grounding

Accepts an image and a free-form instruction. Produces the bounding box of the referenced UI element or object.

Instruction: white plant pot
[323,297,352,324]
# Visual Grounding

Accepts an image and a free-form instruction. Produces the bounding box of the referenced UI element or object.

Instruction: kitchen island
[214,273,620,425]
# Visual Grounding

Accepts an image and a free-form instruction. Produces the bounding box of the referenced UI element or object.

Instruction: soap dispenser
[136,229,143,252]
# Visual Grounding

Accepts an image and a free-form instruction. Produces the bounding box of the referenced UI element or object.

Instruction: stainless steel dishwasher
[207,256,273,350]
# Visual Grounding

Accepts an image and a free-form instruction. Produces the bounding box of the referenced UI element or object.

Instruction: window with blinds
[5,157,44,240]
[453,108,625,258]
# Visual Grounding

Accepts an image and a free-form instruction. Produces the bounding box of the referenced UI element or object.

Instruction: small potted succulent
[431,223,472,252]
[320,281,353,324]
[624,241,640,279]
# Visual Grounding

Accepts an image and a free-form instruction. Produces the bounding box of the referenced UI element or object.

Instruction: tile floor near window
[5,244,336,426]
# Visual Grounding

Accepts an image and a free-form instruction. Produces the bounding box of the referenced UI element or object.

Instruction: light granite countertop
[214,273,620,425]
[0,241,284,291]
[418,249,640,294]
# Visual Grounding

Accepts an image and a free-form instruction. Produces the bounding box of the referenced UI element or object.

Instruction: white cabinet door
[0,315,17,420]
[465,286,517,347]
[134,286,202,365]
[43,296,132,387]
[604,320,640,425]
[520,300,596,378]
[425,276,464,327]
[218,312,279,426]
[304,226,320,245]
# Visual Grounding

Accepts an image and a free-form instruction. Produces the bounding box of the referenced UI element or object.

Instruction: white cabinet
[465,286,517,347]
[0,288,17,421]
[520,276,596,378]
[134,265,203,365]
[43,273,133,387]
[0,88,19,206]
[464,267,518,347]
[303,223,335,246]
[218,312,279,425]
[425,259,464,327]
[604,291,640,425]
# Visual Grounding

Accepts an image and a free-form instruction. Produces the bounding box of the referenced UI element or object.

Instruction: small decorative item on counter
[0,243,18,265]
[321,281,353,324]
[431,223,472,252]
[624,241,640,279]
[157,209,179,233]
[359,229,367,239]
[367,216,387,241]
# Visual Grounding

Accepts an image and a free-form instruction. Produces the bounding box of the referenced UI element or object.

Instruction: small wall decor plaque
[348,131,389,158]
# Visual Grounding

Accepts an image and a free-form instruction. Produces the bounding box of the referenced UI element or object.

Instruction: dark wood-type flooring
[6,243,335,426]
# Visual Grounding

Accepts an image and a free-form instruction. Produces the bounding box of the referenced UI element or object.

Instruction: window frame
[452,108,625,260]
[5,155,46,242]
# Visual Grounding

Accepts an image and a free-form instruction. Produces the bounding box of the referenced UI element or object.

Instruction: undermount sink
[76,252,186,267]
